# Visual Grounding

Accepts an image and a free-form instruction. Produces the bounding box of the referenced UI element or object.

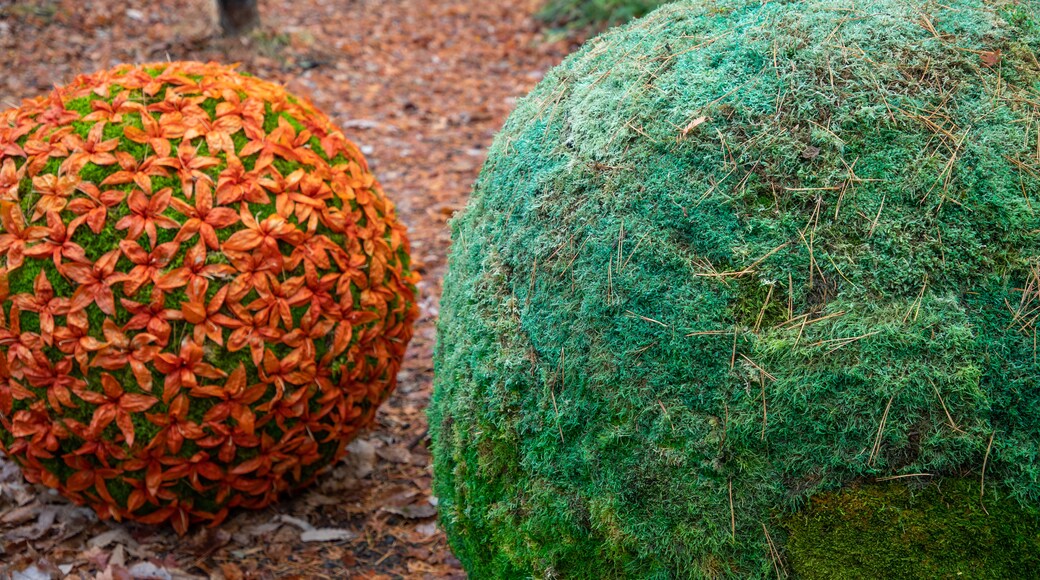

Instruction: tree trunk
[217,0,259,36]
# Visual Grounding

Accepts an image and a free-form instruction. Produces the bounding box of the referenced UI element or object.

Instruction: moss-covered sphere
[0,61,418,533]
[431,1,1040,576]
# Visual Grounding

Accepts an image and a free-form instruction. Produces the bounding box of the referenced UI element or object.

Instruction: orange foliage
[0,61,419,534]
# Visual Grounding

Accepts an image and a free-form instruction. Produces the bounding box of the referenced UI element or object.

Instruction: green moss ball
[431,1,1040,576]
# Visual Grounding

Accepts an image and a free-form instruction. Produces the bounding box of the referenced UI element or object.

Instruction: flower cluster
[0,61,418,533]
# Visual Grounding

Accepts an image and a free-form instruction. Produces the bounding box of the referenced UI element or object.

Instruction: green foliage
[537,0,671,30]
[431,0,1040,577]
[784,479,1040,579]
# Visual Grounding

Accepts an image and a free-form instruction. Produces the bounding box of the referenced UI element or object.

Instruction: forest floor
[0,0,577,577]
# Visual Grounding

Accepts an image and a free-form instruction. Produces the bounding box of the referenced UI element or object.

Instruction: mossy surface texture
[430,0,1040,577]
[538,0,671,30]
[784,479,1040,579]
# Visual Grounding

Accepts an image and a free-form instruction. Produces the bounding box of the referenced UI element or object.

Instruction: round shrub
[431,1,1040,576]
[0,61,419,533]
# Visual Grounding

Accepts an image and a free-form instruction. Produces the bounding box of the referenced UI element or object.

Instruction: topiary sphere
[431,1,1040,577]
[0,61,418,533]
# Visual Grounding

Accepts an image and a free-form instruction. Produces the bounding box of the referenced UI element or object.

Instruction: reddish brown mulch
[0,1,574,577]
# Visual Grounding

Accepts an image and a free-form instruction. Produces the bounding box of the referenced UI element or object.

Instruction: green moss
[431,1,1040,577]
[262,103,279,133]
[65,96,93,116]
[106,477,133,507]
[272,157,302,177]
[730,276,787,331]
[538,0,670,30]
[8,259,44,296]
[18,311,40,335]
[784,479,1040,579]
[247,201,278,222]
[199,98,218,120]
[231,131,250,154]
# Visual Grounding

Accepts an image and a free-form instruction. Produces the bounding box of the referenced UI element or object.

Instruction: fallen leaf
[679,116,708,139]
[126,562,173,580]
[276,515,314,532]
[376,444,414,465]
[299,528,357,543]
[381,504,437,519]
[109,544,126,568]
[240,521,283,537]
[1,503,39,525]
[88,528,138,550]
[12,565,51,580]
[415,522,438,537]
[219,563,245,580]
[980,50,1001,67]
[342,439,377,478]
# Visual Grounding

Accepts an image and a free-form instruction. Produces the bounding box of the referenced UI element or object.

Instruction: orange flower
[154,245,226,297]
[115,187,180,247]
[165,140,220,194]
[91,319,162,393]
[153,336,226,404]
[0,202,45,270]
[123,445,170,505]
[228,432,301,490]
[22,126,73,176]
[170,179,239,249]
[9,404,62,460]
[73,372,158,447]
[52,310,96,374]
[120,287,184,345]
[123,110,184,157]
[258,347,314,406]
[30,173,79,220]
[115,239,180,295]
[224,249,278,301]
[63,455,121,506]
[134,491,194,536]
[179,277,233,346]
[62,249,122,315]
[0,158,23,201]
[65,182,126,234]
[192,365,266,455]
[100,151,170,192]
[223,302,283,365]
[239,117,297,171]
[183,113,242,154]
[65,420,130,466]
[11,270,70,344]
[20,357,83,411]
[223,205,304,259]
[162,451,223,493]
[61,122,120,172]
[214,91,264,137]
[246,275,312,331]
[22,210,88,267]
[144,394,206,455]
[148,91,206,118]
[82,90,144,124]
[35,91,79,130]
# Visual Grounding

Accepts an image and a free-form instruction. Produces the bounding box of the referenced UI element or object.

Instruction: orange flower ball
[0,61,419,533]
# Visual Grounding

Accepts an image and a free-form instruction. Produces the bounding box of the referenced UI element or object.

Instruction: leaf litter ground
[0,0,575,577]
